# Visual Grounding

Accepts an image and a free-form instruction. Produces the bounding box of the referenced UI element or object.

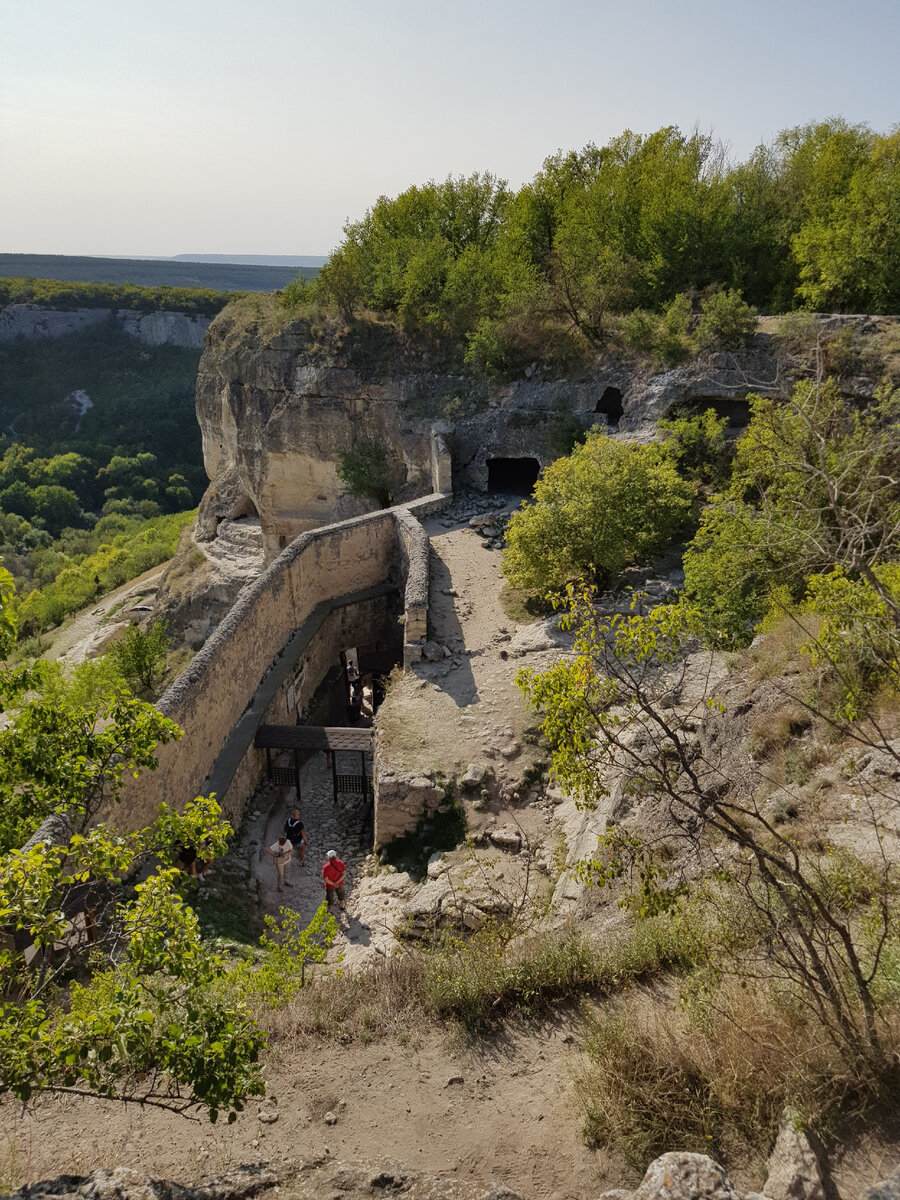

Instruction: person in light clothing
[322,850,346,911]
[267,834,294,892]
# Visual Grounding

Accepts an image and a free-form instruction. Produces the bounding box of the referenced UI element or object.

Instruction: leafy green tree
[658,408,730,486]
[693,289,756,351]
[319,173,510,334]
[800,564,900,720]
[164,472,193,511]
[30,484,85,537]
[793,131,900,312]
[0,582,329,1120]
[683,379,900,642]
[502,431,693,593]
[0,797,265,1119]
[110,620,169,694]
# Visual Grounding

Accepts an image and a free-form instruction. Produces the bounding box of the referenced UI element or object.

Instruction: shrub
[658,408,729,485]
[110,619,169,693]
[693,289,756,352]
[654,293,693,367]
[337,441,402,508]
[502,431,693,592]
[618,308,661,357]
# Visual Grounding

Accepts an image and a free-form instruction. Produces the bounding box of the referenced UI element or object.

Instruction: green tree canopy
[683,379,900,642]
[502,431,694,593]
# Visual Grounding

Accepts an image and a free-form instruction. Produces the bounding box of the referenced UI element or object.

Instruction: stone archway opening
[487,457,540,496]
[595,386,624,424]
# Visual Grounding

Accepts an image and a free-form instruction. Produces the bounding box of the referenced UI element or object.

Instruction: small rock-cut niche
[595,386,624,423]
[487,457,541,496]
[686,396,751,427]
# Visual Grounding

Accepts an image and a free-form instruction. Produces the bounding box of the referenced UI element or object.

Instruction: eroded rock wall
[193,309,806,565]
[0,304,211,348]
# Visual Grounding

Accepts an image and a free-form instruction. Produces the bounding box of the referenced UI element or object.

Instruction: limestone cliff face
[0,303,210,348]
[194,308,793,562]
[192,308,893,567]
[195,317,446,559]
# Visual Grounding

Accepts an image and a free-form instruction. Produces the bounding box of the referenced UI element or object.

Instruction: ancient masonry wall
[106,493,448,833]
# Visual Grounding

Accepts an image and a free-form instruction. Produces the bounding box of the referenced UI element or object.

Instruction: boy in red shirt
[322,850,346,911]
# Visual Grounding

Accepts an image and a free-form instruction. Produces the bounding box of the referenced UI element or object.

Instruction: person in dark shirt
[284,808,307,865]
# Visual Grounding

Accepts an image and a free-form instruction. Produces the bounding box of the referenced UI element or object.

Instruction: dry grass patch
[576,976,900,1173]
[263,954,431,1049]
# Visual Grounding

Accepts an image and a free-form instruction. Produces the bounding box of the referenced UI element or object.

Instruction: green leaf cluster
[683,379,900,643]
[337,441,403,509]
[109,620,169,694]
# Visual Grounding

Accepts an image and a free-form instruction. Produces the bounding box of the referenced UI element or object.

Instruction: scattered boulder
[488,826,522,852]
[422,640,450,662]
[7,1163,280,1200]
[598,1153,741,1200]
[763,1116,827,1200]
[461,763,486,788]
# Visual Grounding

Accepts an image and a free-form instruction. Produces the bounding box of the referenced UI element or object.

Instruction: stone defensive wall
[106,491,449,834]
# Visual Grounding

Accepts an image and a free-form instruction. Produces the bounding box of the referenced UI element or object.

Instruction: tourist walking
[285,808,307,864]
[322,850,346,911]
[267,834,294,892]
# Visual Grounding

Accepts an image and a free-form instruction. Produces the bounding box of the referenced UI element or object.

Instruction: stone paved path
[246,749,390,966]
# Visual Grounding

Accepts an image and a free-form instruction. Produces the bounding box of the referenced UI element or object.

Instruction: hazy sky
[2,0,898,257]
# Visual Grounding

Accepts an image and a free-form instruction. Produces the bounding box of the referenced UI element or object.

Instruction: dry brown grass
[576,974,900,1173]
[262,954,431,1050]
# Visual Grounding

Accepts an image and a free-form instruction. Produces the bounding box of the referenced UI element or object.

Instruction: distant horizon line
[1,252,330,266]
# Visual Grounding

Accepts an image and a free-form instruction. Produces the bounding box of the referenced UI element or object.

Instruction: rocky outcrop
[599,1152,764,1200]
[6,1159,524,1200]
[150,517,265,648]
[0,304,210,348]
[193,308,798,564]
[763,1117,828,1200]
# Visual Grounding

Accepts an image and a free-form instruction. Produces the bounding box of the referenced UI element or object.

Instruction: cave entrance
[487,457,540,496]
[595,386,624,424]
[685,396,751,428]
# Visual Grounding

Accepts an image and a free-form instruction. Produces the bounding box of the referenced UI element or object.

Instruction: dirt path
[43,562,170,664]
[378,498,570,813]
[2,1018,608,1200]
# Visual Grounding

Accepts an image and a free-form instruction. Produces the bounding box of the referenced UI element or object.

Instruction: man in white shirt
[266,834,294,892]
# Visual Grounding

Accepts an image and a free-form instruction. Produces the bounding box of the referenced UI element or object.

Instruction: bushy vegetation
[683,378,899,643]
[109,620,170,694]
[502,431,693,593]
[12,509,193,636]
[0,313,207,637]
[658,407,730,486]
[0,577,334,1119]
[337,440,403,508]
[0,277,235,315]
[0,324,205,491]
[292,120,899,374]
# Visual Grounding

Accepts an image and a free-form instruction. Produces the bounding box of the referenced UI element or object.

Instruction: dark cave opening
[683,396,752,428]
[595,386,624,424]
[486,457,541,496]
